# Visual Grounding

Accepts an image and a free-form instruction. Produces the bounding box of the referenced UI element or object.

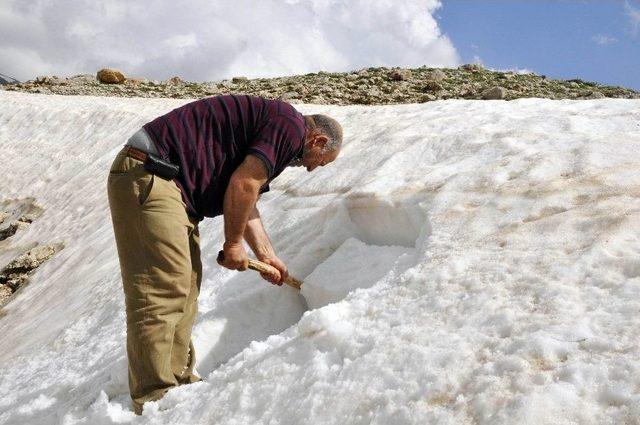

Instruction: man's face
[290,134,339,172]
[302,143,339,172]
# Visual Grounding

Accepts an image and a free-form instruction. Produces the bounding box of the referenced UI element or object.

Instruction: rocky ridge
[2,64,638,104]
[0,244,63,308]
[0,199,56,308]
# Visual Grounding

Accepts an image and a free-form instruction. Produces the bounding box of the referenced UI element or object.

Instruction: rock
[280,91,300,101]
[481,86,507,100]
[125,78,145,86]
[420,94,437,102]
[232,76,249,84]
[0,285,11,306]
[425,69,446,82]
[293,84,308,95]
[70,74,93,81]
[34,76,55,84]
[422,81,443,92]
[460,63,483,73]
[0,222,19,241]
[167,76,183,85]
[97,68,126,84]
[586,91,605,99]
[461,88,476,98]
[367,87,383,97]
[309,96,325,104]
[0,244,62,295]
[388,69,412,81]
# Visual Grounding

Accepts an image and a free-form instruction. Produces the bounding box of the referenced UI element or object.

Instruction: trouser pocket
[107,149,156,208]
[136,173,155,206]
[109,148,131,174]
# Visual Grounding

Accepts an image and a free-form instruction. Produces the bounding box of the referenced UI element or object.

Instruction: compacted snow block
[301,237,413,309]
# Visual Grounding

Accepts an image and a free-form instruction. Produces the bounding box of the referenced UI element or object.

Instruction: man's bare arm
[244,206,275,260]
[219,155,269,270]
[244,206,289,284]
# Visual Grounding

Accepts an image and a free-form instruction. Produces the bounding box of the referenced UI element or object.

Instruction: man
[107,94,342,414]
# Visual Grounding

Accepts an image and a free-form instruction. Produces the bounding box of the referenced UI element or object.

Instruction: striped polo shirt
[143,95,306,220]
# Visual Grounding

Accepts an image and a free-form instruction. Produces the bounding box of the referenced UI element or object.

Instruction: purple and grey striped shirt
[143,95,306,220]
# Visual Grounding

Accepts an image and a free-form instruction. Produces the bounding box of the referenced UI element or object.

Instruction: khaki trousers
[107,148,202,415]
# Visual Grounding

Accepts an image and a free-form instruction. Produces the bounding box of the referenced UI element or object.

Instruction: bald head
[304,114,343,152]
[294,114,343,172]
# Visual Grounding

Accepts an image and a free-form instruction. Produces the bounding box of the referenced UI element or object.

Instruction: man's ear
[312,135,329,149]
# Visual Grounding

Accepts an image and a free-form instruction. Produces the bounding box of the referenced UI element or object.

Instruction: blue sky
[437,1,640,90]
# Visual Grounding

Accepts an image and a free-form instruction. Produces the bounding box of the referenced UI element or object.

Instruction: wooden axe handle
[217,251,302,290]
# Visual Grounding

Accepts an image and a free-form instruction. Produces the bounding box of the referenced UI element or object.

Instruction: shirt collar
[293,124,307,161]
[293,143,305,161]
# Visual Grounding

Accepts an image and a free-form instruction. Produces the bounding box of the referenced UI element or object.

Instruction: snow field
[0,92,639,424]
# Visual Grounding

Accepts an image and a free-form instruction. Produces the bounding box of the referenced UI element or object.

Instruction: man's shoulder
[251,99,306,147]
[260,97,300,118]
[204,95,301,120]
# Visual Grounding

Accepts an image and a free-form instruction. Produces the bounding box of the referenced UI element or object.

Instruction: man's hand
[217,241,249,271]
[258,255,289,286]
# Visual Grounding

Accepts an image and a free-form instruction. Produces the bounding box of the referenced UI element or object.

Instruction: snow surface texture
[0,92,639,424]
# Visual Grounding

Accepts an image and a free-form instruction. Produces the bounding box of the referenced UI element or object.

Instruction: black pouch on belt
[144,153,180,180]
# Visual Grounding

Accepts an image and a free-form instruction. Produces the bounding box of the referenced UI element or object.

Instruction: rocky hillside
[2,64,638,104]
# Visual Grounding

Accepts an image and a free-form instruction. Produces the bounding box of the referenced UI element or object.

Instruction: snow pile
[0,92,639,424]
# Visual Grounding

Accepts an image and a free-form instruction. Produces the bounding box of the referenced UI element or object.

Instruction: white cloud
[491,67,536,75]
[0,46,53,80]
[0,0,460,82]
[592,34,618,46]
[626,0,640,36]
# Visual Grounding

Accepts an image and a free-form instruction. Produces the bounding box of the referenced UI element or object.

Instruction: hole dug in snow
[300,237,415,309]
[344,196,427,248]
[298,195,428,309]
